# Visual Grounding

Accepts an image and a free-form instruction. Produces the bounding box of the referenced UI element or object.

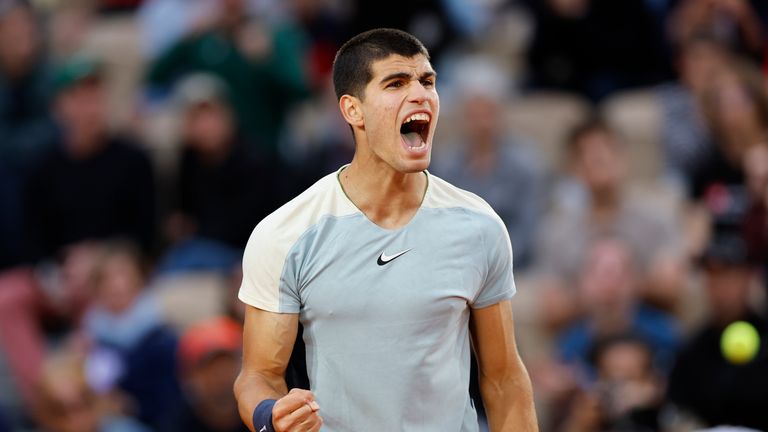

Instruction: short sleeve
[471,217,516,309]
[238,219,302,313]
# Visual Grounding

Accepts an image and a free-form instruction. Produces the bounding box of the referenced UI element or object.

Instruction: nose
[408,81,435,105]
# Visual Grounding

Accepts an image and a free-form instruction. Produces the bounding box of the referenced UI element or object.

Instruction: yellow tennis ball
[721,321,760,365]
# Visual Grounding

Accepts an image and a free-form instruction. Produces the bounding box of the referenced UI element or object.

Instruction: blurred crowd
[0,0,767,431]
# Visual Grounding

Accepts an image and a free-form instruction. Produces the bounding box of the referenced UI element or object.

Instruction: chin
[399,154,431,173]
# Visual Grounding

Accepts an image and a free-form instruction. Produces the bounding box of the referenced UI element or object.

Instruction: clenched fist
[272,389,323,432]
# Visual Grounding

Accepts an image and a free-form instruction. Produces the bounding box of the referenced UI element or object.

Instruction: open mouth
[400,112,431,150]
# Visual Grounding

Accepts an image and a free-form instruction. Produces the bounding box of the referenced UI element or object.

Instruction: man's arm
[234,305,322,432]
[470,300,538,431]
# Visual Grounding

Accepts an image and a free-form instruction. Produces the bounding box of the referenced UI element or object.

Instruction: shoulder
[635,306,680,336]
[240,169,358,309]
[423,172,507,235]
[245,169,357,256]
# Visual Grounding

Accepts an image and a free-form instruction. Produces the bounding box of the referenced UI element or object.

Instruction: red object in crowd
[178,316,243,371]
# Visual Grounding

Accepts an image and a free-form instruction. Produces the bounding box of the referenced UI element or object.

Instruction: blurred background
[0,0,767,431]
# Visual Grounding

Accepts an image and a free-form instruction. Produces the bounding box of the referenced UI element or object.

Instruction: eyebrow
[379,70,437,85]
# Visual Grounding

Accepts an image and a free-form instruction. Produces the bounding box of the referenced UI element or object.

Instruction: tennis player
[234,28,537,432]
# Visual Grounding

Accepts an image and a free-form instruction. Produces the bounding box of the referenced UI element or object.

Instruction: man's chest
[290,218,487,328]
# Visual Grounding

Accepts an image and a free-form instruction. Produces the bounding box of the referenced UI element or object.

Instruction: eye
[421,78,435,88]
[386,80,405,89]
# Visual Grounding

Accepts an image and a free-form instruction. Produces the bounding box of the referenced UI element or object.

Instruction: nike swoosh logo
[377,248,412,266]
[259,427,266,432]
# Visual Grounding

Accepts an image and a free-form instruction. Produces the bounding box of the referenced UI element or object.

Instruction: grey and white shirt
[239,167,516,432]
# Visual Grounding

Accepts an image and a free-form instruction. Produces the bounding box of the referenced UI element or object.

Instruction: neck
[66,129,105,160]
[340,155,427,230]
[590,186,620,221]
[467,135,497,174]
[590,301,633,335]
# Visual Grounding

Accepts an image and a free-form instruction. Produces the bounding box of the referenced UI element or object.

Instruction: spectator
[24,54,156,260]
[145,0,310,156]
[431,55,548,270]
[667,233,768,431]
[670,0,765,61]
[0,0,58,270]
[81,240,181,430]
[556,238,681,380]
[690,58,768,200]
[163,316,247,432]
[657,35,731,189]
[558,335,664,432]
[537,118,686,317]
[158,73,279,275]
[33,349,149,432]
[0,241,107,423]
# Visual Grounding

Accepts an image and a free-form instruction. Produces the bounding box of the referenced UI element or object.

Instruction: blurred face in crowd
[94,251,144,315]
[0,5,39,79]
[55,77,108,156]
[597,341,652,384]
[579,239,636,314]
[704,260,753,324]
[183,100,235,158]
[462,94,502,146]
[595,340,659,420]
[678,38,727,94]
[572,128,625,197]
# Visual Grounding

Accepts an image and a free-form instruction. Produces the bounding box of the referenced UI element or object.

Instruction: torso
[239,168,515,431]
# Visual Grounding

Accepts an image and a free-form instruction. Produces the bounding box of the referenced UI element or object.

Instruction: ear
[339,95,364,128]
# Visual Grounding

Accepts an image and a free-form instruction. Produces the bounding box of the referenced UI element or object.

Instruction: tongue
[401,132,422,148]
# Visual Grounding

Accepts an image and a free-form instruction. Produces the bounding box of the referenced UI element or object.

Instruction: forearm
[234,368,289,431]
[480,360,538,431]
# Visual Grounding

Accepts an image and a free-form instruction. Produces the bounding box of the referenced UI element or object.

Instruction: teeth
[403,113,430,124]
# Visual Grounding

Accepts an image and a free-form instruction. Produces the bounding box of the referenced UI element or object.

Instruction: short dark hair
[332,28,429,101]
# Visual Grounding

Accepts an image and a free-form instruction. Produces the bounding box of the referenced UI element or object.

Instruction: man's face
[463,94,501,143]
[355,54,439,173]
[574,130,624,194]
[579,239,635,310]
[183,101,234,153]
[705,262,752,323]
[55,77,109,156]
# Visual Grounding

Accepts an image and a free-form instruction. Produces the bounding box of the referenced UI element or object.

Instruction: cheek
[365,104,397,135]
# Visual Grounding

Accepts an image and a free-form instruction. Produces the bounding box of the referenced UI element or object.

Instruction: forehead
[369,54,434,79]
